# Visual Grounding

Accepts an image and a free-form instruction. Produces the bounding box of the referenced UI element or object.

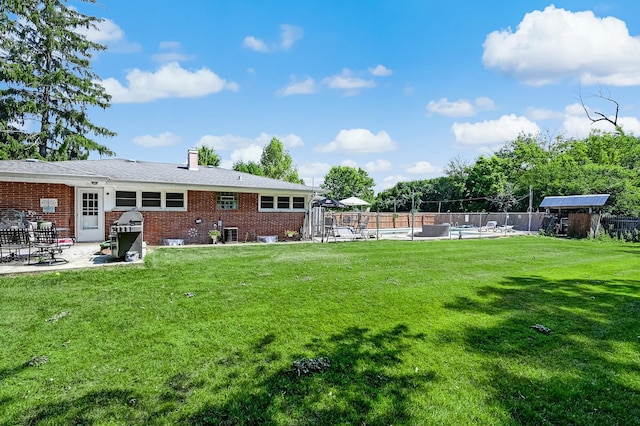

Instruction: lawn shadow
[444,275,640,424]
[0,363,28,383]
[9,370,206,426]
[17,389,141,425]
[183,324,435,425]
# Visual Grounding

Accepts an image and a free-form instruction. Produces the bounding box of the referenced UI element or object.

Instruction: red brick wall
[0,181,75,237]
[2,182,305,245]
[110,190,306,245]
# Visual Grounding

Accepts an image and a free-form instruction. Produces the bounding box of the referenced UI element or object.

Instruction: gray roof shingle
[0,158,316,193]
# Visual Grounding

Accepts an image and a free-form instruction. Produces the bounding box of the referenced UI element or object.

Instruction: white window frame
[259,194,307,212]
[114,190,187,211]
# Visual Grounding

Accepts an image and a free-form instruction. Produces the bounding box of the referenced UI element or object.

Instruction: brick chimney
[187,149,199,171]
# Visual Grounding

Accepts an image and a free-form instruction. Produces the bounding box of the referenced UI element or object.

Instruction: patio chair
[0,228,31,263]
[30,224,68,265]
[342,214,356,227]
[355,215,370,239]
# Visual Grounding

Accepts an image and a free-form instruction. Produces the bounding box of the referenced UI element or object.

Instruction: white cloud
[278,77,316,96]
[133,132,182,148]
[369,64,393,76]
[79,18,123,43]
[405,161,440,174]
[451,114,541,147]
[322,69,375,96]
[100,62,238,103]
[195,134,252,151]
[76,17,140,53]
[315,128,398,153]
[483,5,640,86]
[243,36,270,53]
[196,132,304,152]
[475,97,496,110]
[526,107,563,121]
[426,97,495,117]
[243,24,303,53]
[380,175,408,190]
[152,52,193,63]
[152,41,194,63]
[251,132,303,148]
[364,159,392,172]
[230,144,263,163]
[341,159,359,168]
[299,162,332,186]
[281,134,304,148]
[280,24,303,49]
[159,41,181,50]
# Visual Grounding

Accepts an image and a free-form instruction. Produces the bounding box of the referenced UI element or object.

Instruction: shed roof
[539,194,610,209]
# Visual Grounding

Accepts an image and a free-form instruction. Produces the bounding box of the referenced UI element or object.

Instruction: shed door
[76,188,104,242]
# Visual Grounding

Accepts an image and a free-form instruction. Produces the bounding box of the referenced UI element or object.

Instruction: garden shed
[539,194,610,237]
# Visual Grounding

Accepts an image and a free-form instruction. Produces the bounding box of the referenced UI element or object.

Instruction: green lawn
[1,237,639,425]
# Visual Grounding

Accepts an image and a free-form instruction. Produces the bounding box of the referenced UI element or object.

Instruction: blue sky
[79,1,640,192]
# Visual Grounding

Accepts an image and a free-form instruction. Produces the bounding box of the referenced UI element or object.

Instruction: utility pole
[528,185,533,232]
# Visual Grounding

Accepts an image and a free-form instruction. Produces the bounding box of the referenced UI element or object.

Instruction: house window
[277,196,290,209]
[114,190,186,210]
[115,191,137,208]
[260,196,274,209]
[293,197,305,209]
[259,195,306,211]
[217,192,238,210]
[141,191,161,207]
[166,192,185,208]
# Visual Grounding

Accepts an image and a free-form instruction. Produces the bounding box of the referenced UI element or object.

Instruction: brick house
[0,150,317,244]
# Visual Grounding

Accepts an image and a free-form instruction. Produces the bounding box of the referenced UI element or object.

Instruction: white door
[76,188,104,242]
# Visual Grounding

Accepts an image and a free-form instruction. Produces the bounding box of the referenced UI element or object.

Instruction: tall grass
[1,237,639,424]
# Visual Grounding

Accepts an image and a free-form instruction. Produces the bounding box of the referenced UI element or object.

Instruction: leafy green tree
[464,156,511,211]
[232,137,302,183]
[374,180,425,212]
[197,145,220,166]
[0,0,115,160]
[233,160,264,176]
[364,129,640,216]
[260,137,302,183]
[321,166,375,203]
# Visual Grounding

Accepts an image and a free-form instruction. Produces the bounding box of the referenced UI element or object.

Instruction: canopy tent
[339,196,370,207]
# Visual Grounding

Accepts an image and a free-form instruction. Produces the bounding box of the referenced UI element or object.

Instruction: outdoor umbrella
[339,196,370,207]
[312,196,346,208]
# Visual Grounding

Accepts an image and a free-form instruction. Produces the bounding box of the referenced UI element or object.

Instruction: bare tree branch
[579,88,621,131]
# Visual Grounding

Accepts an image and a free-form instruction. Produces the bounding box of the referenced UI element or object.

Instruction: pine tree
[0,0,115,160]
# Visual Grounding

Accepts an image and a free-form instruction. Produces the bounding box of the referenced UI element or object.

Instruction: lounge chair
[323,216,356,242]
[483,221,498,232]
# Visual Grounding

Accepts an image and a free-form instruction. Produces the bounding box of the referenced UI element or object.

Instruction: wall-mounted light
[195,218,203,224]
[91,181,98,186]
